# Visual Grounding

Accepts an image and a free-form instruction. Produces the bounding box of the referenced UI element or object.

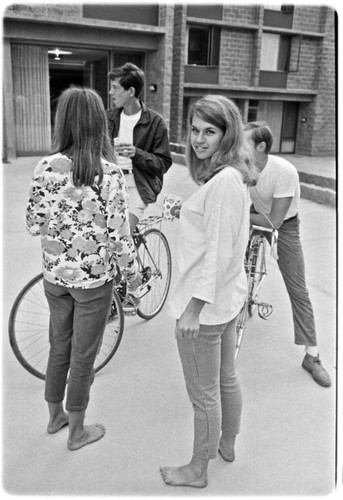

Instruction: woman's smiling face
[190,114,224,160]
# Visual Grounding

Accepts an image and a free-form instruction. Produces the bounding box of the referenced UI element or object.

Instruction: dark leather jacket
[107,102,172,204]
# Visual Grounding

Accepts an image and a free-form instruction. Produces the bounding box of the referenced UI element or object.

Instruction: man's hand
[117,143,136,158]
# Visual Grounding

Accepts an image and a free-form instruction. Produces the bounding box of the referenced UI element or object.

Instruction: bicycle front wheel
[136,228,172,319]
[8,274,124,380]
[247,236,266,317]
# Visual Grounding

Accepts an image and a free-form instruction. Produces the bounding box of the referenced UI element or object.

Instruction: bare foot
[47,413,69,434]
[160,464,207,488]
[67,423,105,451]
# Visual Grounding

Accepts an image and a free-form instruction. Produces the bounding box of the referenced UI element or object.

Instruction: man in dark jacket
[107,63,172,234]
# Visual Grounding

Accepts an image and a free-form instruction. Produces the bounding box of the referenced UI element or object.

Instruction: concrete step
[300,182,336,207]
[298,171,336,191]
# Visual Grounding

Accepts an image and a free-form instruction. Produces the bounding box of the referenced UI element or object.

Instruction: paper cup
[163,194,182,221]
[114,137,124,152]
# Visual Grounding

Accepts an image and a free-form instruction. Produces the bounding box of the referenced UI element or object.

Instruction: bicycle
[8,214,172,380]
[235,225,278,359]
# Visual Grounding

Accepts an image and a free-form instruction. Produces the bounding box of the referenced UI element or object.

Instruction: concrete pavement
[1,156,339,497]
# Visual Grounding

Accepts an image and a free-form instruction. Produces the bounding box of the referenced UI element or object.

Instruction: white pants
[125,173,147,220]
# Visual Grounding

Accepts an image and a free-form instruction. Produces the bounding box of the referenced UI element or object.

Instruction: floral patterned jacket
[25,153,138,289]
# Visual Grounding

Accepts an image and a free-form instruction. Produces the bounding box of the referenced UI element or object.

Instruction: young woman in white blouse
[160,95,255,488]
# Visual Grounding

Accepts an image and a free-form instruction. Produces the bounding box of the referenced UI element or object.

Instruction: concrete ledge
[298,171,336,191]
[171,152,186,166]
[300,183,336,207]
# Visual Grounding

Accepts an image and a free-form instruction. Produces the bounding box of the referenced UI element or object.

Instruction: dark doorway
[48,47,109,127]
[49,67,84,126]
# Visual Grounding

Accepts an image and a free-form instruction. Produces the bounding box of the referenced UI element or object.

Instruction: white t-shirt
[250,155,300,220]
[168,167,250,325]
[116,110,141,172]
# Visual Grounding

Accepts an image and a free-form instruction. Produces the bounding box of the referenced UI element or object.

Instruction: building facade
[2,3,336,160]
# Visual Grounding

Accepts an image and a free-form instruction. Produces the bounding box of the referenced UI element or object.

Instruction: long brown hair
[186,95,255,185]
[51,86,115,186]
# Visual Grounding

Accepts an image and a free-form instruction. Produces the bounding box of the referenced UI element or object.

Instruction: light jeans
[270,215,317,346]
[43,279,113,412]
[177,317,242,460]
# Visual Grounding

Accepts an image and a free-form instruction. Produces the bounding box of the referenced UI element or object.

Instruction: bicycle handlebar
[251,224,274,233]
[251,225,279,260]
[137,215,163,228]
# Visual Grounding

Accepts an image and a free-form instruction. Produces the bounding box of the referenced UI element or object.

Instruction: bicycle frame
[246,235,267,306]
[235,224,277,358]
[133,217,164,298]
[247,225,277,318]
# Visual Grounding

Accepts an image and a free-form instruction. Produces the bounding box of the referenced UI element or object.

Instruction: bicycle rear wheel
[136,228,172,319]
[8,274,124,380]
[247,235,266,317]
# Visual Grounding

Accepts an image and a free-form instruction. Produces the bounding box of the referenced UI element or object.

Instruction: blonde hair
[186,95,255,185]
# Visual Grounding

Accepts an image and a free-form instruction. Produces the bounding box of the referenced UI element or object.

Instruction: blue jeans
[271,216,317,346]
[43,279,113,412]
[177,317,242,460]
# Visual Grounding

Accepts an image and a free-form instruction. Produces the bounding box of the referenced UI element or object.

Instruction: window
[248,100,259,122]
[266,4,294,12]
[260,33,290,71]
[187,5,223,20]
[83,4,159,26]
[187,25,220,66]
[281,5,294,13]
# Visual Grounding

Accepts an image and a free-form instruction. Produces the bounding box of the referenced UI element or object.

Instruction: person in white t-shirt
[107,63,172,235]
[160,95,255,489]
[244,121,331,388]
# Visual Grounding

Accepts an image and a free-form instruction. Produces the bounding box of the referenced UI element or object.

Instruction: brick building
[2,3,336,160]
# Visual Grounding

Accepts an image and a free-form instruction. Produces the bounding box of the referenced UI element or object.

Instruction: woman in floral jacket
[25,86,139,451]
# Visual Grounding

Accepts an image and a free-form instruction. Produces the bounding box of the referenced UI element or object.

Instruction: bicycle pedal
[257,303,273,319]
[123,309,137,316]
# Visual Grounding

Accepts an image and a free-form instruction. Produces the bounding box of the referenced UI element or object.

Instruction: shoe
[302,354,331,387]
[122,294,141,314]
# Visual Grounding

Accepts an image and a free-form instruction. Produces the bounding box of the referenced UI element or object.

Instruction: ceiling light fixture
[48,48,73,60]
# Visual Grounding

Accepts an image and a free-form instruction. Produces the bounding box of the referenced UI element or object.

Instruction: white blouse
[168,166,250,325]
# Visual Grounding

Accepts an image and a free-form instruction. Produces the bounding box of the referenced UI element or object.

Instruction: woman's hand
[175,297,206,340]
[175,311,200,339]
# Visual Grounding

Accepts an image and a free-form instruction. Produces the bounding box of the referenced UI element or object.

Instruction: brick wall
[296,8,336,155]
[293,5,326,32]
[5,3,82,18]
[311,8,336,155]
[220,30,256,87]
[169,4,187,143]
[144,4,174,129]
[287,38,321,90]
[222,4,260,24]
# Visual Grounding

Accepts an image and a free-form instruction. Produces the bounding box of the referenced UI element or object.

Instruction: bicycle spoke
[135,228,172,319]
[9,275,124,379]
